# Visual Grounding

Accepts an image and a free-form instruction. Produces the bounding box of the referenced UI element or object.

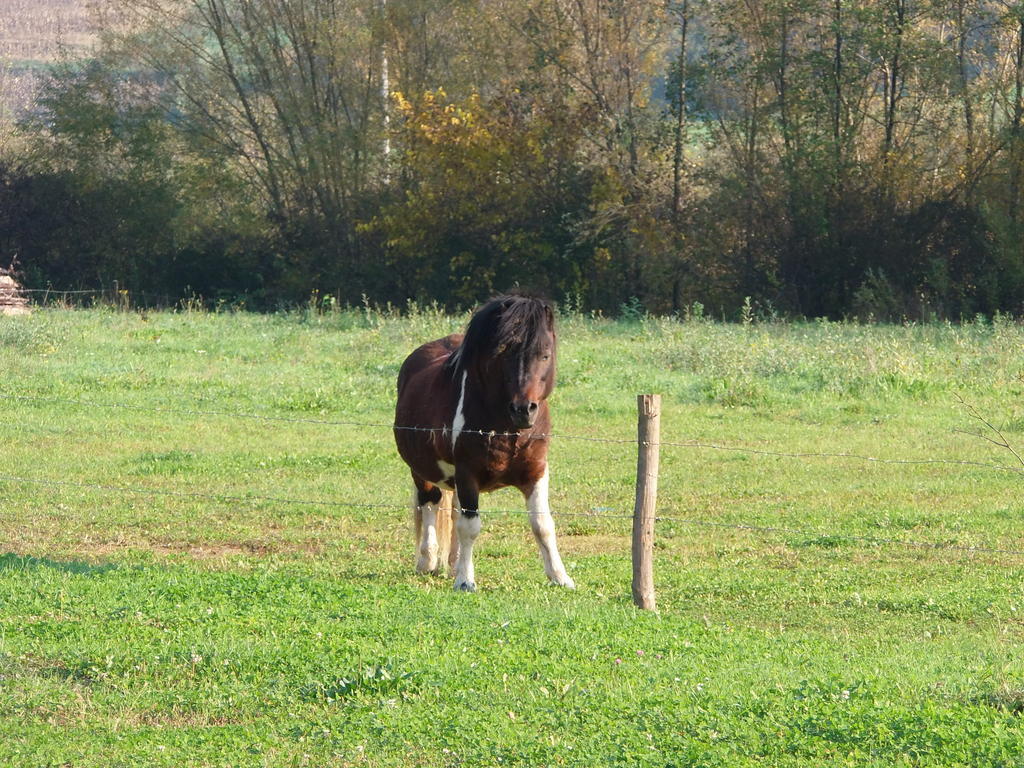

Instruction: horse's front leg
[453,474,481,592]
[524,469,574,588]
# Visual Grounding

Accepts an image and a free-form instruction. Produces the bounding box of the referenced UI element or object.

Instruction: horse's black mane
[445,294,554,376]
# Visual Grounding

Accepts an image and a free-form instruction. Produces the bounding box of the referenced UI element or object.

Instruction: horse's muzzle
[509,401,539,429]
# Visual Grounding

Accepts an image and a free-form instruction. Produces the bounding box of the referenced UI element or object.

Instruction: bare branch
[954,393,1024,469]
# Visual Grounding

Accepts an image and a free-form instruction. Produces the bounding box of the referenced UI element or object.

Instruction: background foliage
[3,0,1024,317]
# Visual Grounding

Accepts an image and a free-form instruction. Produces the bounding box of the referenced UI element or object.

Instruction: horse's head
[447,295,556,430]
[493,298,556,429]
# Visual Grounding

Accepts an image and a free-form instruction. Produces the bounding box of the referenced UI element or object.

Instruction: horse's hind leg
[412,476,443,574]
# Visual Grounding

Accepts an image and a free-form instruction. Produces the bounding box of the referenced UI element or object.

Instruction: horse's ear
[544,303,555,328]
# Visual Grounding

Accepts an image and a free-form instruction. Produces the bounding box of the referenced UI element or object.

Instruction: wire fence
[3,470,1023,558]
[19,288,184,307]
[5,392,1023,475]
[3,389,1023,559]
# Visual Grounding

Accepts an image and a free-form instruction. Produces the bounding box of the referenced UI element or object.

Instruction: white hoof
[416,559,438,575]
[454,581,477,592]
[416,548,439,574]
[550,574,576,589]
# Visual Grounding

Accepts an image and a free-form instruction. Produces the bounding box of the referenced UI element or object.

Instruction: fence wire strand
[5,390,1024,558]
[5,392,1022,475]
[20,288,180,304]
[0,471,621,519]
[655,439,1024,474]
[0,472,402,512]
[654,516,1024,557]
[3,472,1024,558]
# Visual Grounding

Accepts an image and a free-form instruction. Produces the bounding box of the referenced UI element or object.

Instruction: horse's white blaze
[528,470,574,588]
[451,371,468,448]
[416,501,440,574]
[453,511,480,590]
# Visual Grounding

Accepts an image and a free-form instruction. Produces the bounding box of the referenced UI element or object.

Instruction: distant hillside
[0,0,94,118]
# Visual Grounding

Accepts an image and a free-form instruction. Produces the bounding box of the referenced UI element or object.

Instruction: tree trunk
[1011,16,1024,230]
[671,0,689,223]
[955,0,975,205]
[883,0,906,165]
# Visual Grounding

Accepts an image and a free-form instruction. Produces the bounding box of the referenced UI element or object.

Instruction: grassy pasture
[2,306,1024,767]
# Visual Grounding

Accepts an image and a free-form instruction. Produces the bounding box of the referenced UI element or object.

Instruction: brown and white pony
[394,295,574,591]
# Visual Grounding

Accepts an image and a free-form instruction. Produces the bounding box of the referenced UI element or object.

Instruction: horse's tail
[413,489,423,551]
[437,490,458,573]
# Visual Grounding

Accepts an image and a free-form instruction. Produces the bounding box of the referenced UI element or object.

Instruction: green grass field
[2,306,1024,767]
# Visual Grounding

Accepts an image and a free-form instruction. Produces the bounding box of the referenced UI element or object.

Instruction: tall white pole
[380,0,391,167]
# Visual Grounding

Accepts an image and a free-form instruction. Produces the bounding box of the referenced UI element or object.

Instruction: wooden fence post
[632,394,660,611]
